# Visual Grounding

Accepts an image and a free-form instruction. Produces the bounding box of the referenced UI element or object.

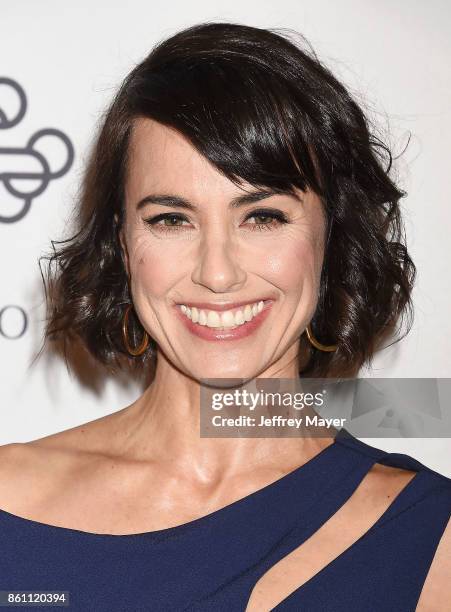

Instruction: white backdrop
[1,1,450,475]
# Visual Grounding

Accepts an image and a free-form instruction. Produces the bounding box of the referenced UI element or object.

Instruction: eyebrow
[135,188,300,211]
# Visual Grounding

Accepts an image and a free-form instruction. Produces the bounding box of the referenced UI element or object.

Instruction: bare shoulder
[0,441,58,516]
[0,412,119,516]
[0,440,59,484]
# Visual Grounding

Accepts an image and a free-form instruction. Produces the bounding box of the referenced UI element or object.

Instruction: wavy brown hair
[38,21,416,379]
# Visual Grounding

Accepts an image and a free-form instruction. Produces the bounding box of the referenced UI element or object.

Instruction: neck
[111,344,334,485]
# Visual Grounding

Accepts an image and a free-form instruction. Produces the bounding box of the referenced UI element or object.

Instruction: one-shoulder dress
[0,427,450,611]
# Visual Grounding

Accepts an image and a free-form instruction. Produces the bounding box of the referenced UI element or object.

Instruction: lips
[173,299,274,341]
[180,300,269,328]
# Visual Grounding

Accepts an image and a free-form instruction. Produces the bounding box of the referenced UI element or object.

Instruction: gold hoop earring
[305,323,338,352]
[122,304,149,356]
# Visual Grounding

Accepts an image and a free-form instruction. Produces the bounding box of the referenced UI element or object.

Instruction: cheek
[263,234,323,295]
[127,232,181,297]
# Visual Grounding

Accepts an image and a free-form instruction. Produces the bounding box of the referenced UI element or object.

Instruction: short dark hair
[39,21,416,378]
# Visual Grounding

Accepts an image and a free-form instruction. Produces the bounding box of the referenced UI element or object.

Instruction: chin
[191,363,256,386]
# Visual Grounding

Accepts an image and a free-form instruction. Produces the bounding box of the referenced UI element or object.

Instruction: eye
[143,213,191,233]
[243,209,290,232]
[143,208,290,234]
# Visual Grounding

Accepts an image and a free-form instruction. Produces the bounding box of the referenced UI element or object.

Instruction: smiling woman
[115,117,328,367]
[37,21,415,379]
[0,21,450,612]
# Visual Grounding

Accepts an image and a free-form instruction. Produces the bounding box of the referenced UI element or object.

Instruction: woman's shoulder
[0,408,122,459]
[0,416,118,518]
[336,434,451,529]
[335,432,451,490]
[329,433,451,610]
[0,442,75,520]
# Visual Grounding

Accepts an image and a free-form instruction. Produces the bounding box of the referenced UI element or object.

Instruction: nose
[191,228,247,293]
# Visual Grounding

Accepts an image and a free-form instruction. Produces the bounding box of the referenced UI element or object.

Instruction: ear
[115,213,130,278]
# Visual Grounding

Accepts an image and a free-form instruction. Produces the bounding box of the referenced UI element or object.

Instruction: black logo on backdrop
[0,305,27,339]
[0,77,74,223]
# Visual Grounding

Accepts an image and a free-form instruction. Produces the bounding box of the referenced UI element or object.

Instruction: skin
[0,117,449,609]
[120,118,325,384]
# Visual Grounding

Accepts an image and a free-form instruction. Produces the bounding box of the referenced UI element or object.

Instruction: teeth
[221,310,235,327]
[207,311,221,327]
[179,300,268,329]
[244,304,253,321]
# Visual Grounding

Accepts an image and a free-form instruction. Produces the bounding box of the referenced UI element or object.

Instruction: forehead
[124,118,318,220]
[127,117,232,195]
[129,117,195,162]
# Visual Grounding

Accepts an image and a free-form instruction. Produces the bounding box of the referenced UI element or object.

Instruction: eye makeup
[143,208,291,235]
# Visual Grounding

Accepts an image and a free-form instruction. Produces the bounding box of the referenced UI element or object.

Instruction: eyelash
[143,209,290,234]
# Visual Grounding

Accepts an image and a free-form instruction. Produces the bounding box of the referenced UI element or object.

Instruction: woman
[0,22,449,611]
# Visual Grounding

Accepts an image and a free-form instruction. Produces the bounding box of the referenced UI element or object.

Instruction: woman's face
[120,118,327,381]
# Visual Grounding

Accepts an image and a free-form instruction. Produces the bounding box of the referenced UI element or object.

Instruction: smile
[180,300,265,329]
[173,300,274,341]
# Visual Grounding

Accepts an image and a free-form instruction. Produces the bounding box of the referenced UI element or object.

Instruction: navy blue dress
[1,428,450,611]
